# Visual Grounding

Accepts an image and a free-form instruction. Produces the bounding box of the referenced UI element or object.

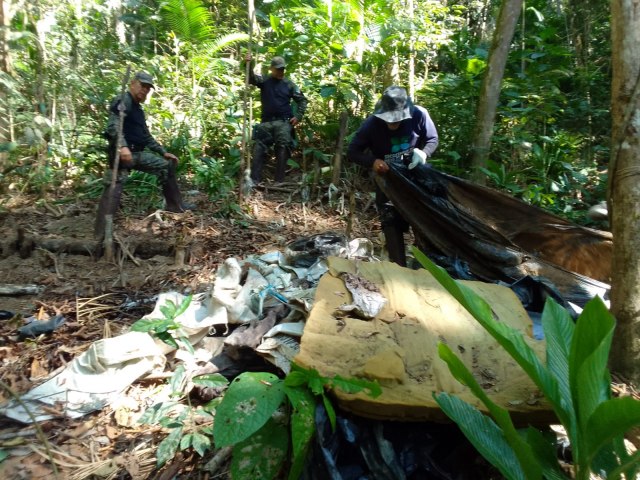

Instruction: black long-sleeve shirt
[105,92,166,155]
[248,69,308,122]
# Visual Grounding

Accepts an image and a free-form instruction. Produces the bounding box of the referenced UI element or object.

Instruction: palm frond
[161,0,213,43]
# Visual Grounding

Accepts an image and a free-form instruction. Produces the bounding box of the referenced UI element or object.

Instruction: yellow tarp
[295,257,556,424]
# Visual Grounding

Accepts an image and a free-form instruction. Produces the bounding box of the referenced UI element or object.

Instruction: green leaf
[193,373,229,389]
[156,331,179,349]
[130,317,172,333]
[139,401,180,425]
[269,14,280,32]
[0,449,8,463]
[437,343,542,479]
[203,397,223,412]
[180,432,193,451]
[306,371,326,396]
[435,392,526,480]
[178,336,194,354]
[541,298,575,423]
[174,294,193,318]
[285,386,317,480]
[230,417,289,480]
[156,426,183,468]
[169,364,186,395]
[585,397,640,463]
[607,449,640,480]
[570,297,615,433]
[160,304,176,319]
[321,393,337,432]
[213,372,285,448]
[331,375,382,397]
[284,370,309,387]
[192,432,212,457]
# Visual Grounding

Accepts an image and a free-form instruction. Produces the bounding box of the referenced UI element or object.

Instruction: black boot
[162,164,195,213]
[94,182,124,239]
[382,225,407,267]
[274,146,289,183]
[251,143,268,184]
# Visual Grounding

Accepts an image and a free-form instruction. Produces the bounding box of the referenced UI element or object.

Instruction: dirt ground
[0,178,380,479]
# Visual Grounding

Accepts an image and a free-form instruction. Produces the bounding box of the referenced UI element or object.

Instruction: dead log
[14,233,175,259]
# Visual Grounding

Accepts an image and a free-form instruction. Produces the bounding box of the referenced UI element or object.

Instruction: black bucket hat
[373,86,413,123]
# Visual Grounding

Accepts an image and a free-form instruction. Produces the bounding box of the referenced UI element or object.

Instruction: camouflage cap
[133,71,155,88]
[270,56,286,69]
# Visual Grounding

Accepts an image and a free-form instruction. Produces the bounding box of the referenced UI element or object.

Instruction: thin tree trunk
[470,0,523,183]
[0,0,12,175]
[239,0,255,203]
[608,0,640,386]
[331,111,348,186]
[567,0,595,162]
[407,0,415,98]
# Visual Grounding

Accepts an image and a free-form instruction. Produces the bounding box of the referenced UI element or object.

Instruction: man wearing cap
[243,53,308,184]
[96,71,194,233]
[347,85,439,266]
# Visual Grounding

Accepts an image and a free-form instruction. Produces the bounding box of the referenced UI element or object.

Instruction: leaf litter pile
[0,181,379,479]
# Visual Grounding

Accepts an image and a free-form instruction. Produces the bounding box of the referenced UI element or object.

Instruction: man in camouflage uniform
[95,71,194,235]
[244,54,308,184]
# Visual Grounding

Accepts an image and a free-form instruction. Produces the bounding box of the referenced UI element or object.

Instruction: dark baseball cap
[270,56,286,69]
[133,71,155,88]
[373,86,413,123]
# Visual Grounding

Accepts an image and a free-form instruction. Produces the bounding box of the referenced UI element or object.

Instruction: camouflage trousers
[102,151,172,185]
[252,119,294,150]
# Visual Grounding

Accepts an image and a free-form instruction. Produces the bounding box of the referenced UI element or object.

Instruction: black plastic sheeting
[375,164,611,308]
[303,405,499,480]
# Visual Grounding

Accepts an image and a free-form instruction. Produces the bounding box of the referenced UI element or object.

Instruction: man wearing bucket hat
[243,53,308,184]
[96,71,195,234]
[347,85,439,266]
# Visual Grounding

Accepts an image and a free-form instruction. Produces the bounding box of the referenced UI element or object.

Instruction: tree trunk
[0,0,12,175]
[608,0,640,386]
[470,0,523,183]
[331,111,349,185]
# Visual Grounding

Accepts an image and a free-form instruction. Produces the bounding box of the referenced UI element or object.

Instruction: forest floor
[0,174,381,479]
[0,174,638,479]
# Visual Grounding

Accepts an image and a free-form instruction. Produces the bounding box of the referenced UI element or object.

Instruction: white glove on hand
[408,148,427,169]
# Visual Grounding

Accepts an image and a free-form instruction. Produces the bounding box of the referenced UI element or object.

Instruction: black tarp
[375,164,611,308]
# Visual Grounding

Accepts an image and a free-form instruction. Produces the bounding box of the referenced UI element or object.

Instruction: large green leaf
[585,397,640,463]
[230,417,289,480]
[540,299,576,435]
[285,385,317,480]
[437,343,542,479]
[570,297,615,432]
[435,392,526,480]
[213,372,285,448]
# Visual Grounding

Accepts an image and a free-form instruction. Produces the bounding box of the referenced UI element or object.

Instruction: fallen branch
[0,284,43,295]
[204,446,232,475]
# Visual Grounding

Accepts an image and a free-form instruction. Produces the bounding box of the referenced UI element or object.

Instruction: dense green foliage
[414,247,640,480]
[0,0,611,223]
